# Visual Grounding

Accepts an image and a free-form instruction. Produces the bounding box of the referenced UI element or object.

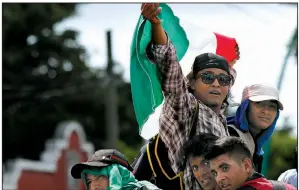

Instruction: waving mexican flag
[130,3,238,140]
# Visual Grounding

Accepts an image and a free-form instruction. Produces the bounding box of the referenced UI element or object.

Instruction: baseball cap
[71,149,132,179]
[192,53,230,76]
[242,84,283,110]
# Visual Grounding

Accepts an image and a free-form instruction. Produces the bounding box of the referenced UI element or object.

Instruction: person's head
[183,133,219,190]
[81,169,109,190]
[188,53,232,112]
[71,149,132,190]
[204,136,254,190]
[242,84,283,130]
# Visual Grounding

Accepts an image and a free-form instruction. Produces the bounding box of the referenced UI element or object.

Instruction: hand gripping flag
[130,3,239,140]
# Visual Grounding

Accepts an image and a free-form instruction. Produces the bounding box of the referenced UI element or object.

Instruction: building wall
[3,121,94,190]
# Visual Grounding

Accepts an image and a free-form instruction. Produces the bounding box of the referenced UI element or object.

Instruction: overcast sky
[55,3,298,135]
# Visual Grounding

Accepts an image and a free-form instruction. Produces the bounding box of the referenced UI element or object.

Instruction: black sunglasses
[196,72,231,86]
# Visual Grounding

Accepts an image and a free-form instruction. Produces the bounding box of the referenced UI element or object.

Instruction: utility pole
[105,30,119,148]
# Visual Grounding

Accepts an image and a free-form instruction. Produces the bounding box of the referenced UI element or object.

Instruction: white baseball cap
[242,84,283,110]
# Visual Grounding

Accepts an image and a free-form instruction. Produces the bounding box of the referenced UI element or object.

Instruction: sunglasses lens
[201,73,216,84]
[199,72,231,86]
[218,74,231,86]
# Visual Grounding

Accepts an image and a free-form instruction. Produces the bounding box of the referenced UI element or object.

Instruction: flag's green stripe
[130,4,189,132]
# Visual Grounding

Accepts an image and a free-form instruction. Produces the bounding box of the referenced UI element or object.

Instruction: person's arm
[151,23,167,45]
[141,3,167,45]
[142,3,194,107]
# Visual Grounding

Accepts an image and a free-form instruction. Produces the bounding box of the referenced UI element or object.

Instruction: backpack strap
[253,154,264,173]
[188,102,199,138]
[178,102,199,172]
[227,124,255,157]
[147,142,158,178]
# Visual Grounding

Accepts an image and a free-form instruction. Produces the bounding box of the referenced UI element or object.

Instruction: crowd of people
[70,3,297,190]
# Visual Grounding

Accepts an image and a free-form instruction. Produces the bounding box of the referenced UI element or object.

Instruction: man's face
[191,68,230,109]
[86,174,109,190]
[209,153,251,190]
[247,100,277,130]
[190,156,219,190]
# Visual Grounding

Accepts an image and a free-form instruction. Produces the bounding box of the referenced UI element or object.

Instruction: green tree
[3,3,142,164]
[267,121,297,180]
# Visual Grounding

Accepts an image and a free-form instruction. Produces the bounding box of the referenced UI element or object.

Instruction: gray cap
[242,84,283,110]
[71,149,131,179]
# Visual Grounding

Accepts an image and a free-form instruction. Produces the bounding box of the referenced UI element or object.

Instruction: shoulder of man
[240,173,273,190]
[278,169,297,181]
[241,172,295,190]
[278,170,289,181]
[227,124,256,157]
[227,124,241,137]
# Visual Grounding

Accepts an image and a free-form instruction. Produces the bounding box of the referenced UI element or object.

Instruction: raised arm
[141,3,193,98]
[141,3,167,45]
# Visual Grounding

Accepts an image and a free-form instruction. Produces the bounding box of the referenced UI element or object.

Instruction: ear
[242,158,253,174]
[186,72,196,91]
[190,79,196,90]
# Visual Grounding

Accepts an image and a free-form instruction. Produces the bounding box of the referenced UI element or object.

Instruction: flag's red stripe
[214,32,237,65]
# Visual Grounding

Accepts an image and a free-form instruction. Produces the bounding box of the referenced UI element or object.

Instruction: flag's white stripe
[140,27,218,140]
[140,102,163,140]
[180,23,218,76]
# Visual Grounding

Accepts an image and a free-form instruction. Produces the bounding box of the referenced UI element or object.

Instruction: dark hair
[179,133,218,171]
[204,136,252,162]
[222,91,233,110]
[184,133,219,158]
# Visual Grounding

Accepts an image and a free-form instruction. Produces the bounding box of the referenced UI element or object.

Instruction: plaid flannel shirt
[146,38,230,190]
